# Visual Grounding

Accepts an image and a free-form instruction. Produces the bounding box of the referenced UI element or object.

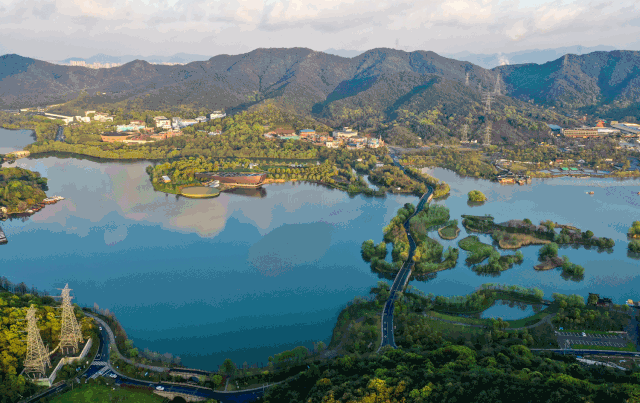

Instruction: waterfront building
[195,172,267,187]
[100,132,130,143]
[209,111,226,120]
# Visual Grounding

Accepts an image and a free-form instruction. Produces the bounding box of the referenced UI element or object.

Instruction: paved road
[379,154,433,350]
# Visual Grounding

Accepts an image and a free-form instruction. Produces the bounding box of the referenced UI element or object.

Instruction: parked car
[582,332,587,337]
[109,373,117,378]
[156,386,164,391]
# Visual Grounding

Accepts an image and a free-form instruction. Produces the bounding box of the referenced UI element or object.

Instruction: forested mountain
[496,50,640,109]
[4,48,640,144]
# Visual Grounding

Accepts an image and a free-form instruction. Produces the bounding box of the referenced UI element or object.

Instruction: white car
[109,374,117,378]
[99,327,102,330]
[156,386,165,391]
[582,332,587,337]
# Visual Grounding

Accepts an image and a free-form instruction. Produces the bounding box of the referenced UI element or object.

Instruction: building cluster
[264,127,384,149]
[68,61,122,69]
[562,120,640,138]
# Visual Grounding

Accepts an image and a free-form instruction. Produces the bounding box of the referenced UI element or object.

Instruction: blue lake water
[479,300,541,320]
[0,128,415,370]
[3,127,640,370]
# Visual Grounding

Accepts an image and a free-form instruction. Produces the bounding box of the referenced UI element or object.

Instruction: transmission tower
[482,92,493,113]
[460,124,469,142]
[58,284,83,354]
[465,72,470,86]
[24,305,51,378]
[483,122,492,146]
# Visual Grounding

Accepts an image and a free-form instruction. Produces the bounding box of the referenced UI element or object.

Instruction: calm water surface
[3,127,640,369]
[0,128,415,370]
[479,300,541,320]
[410,167,640,304]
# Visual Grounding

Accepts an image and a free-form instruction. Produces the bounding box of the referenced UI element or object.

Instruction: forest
[0,278,95,403]
[0,167,48,213]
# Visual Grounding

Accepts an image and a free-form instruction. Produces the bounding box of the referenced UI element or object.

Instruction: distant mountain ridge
[0,47,637,141]
[58,53,212,65]
[445,45,617,69]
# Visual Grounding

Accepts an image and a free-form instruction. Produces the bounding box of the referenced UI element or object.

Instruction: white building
[156,119,171,129]
[75,116,91,123]
[196,116,208,123]
[332,127,358,138]
[179,119,198,128]
[209,111,226,120]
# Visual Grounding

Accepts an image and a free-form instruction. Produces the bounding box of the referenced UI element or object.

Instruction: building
[162,176,171,183]
[209,111,226,120]
[130,120,144,126]
[93,112,114,122]
[84,110,96,116]
[333,127,358,138]
[43,113,74,124]
[123,135,155,144]
[153,116,168,121]
[155,119,171,129]
[612,122,640,136]
[179,119,198,128]
[116,124,145,133]
[195,116,208,123]
[75,116,91,123]
[100,132,130,143]
[299,129,316,136]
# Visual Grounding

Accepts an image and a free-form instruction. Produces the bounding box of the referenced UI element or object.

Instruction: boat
[26,209,33,214]
[587,191,594,195]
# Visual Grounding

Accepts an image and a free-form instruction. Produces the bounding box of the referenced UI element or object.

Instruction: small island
[628,221,640,239]
[468,190,487,202]
[0,167,49,218]
[629,240,640,253]
[437,221,460,240]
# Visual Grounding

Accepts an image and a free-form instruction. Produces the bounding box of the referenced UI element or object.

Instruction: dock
[0,226,7,245]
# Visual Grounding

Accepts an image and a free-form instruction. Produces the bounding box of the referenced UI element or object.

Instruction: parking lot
[556,331,629,348]
[556,332,627,339]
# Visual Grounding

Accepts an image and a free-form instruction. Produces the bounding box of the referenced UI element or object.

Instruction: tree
[468,190,487,202]
[221,358,236,375]
[583,230,594,239]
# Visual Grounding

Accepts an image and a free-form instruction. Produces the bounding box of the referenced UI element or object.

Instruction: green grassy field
[572,342,637,352]
[438,224,460,240]
[49,384,164,403]
[426,311,490,326]
[423,316,485,337]
[458,235,495,264]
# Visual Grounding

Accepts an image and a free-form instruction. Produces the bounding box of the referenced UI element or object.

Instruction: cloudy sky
[1,0,639,60]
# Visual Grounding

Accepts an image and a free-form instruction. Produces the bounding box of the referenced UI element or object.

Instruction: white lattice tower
[58,284,83,354]
[482,92,493,113]
[484,122,492,146]
[23,305,51,378]
[461,124,469,142]
[465,72,470,86]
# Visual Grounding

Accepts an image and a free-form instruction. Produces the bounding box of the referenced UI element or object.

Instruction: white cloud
[0,0,638,59]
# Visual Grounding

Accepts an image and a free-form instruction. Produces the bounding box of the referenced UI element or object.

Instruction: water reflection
[479,299,542,320]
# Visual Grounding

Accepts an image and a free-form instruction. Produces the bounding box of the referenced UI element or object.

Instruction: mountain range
[58,53,212,65]
[443,45,617,69]
[1,47,639,144]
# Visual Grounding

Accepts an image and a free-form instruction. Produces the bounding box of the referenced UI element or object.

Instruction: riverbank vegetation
[468,189,487,202]
[629,221,640,238]
[458,236,495,264]
[400,148,498,180]
[437,221,460,240]
[405,167,450,198]
[369,166,426,196]
[629,240,640,253]
[0,167,48,214]
[551,293,630,332]
[462,215,616,250]
[473,250,524,274]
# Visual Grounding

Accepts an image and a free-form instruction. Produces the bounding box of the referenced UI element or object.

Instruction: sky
[1,0,640,60]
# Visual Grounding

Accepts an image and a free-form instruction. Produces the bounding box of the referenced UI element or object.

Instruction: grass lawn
[426,311,490,326]
[505,308,554,328]
[438,224,460,240]
[423,316,485,337]
[572,342,637,352]
[458,235,495,264]
[50,384,163,403]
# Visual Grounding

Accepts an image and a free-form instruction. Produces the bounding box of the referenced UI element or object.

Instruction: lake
[3,127,640,370]
[0,128,416,370]
[409,167,640,305]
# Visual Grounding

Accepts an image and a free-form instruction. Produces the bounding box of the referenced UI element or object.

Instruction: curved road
[379,155,434,350]
[27,314,270,403]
